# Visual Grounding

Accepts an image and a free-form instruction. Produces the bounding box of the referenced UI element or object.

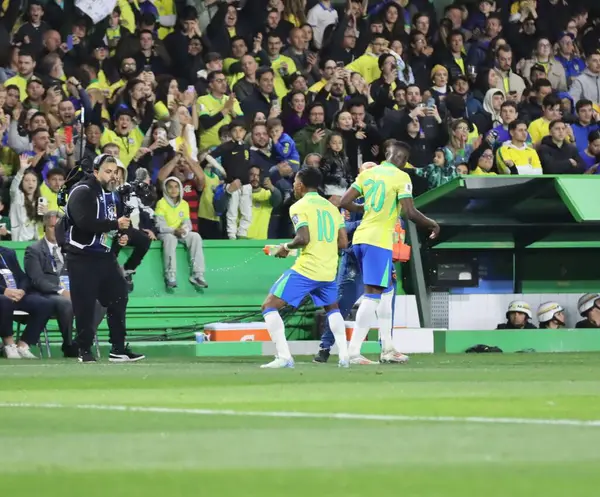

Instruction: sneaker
[189,275,208,288]
[260,356,295,369]
[17,345,38,359]
[312,348,330,363]
[338,358,350,368]
[165,278,177,289]
[124,269,135,293]
[349,355,380,365]
[78,350,97,363]
[4,344,20,359]
[380,349,410,364]
[109,344,145,363]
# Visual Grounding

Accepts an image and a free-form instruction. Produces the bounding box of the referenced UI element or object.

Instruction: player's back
[290,192,344,282]
[351,163,413,250]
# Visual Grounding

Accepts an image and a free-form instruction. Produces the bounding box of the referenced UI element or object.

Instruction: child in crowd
[207,119,252,239]
[155,176,207,290]
[320,132,352,206]
[267,118,300,170]
[415,148,459,190]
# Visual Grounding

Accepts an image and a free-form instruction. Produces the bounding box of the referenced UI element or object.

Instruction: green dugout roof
[413,176,600,249]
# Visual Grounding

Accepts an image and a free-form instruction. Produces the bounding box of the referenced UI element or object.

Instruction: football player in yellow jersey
[261,167,350,369]
[340,140,439,364]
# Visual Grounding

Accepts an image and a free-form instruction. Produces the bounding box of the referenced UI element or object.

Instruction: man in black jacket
[0,246,53,359]
[538,119,586,174]
[62,154,144,363]
[25,211,108,357]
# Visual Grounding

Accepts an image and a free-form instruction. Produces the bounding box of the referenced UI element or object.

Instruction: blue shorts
[352,243,393,289]
[270,269,338,308]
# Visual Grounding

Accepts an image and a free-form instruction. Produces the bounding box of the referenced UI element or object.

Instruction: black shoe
[78,350,96,363]
[109,343,145,363]
[62,343,79,358]
[313,349,330,363]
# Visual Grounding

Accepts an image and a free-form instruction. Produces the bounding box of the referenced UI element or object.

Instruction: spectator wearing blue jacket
[266,118,300,191]
[571,99,600,155]
[555,32,586,85]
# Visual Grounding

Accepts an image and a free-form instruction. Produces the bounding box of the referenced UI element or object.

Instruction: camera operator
[61,154,144,363]
[110,154,153,292]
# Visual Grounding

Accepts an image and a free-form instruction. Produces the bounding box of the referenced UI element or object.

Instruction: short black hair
[508,119,527,132]
[296,166,322,190]
[207,70,225,83]
[46,167,66,179]
[542,94,561,108]
[500,101,518,112]
[532,78,552,92]
[549,118,565,130]
[257,67,274,80]
[576,98,594,113]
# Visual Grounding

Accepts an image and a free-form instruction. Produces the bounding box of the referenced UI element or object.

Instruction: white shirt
[307,2,338,49]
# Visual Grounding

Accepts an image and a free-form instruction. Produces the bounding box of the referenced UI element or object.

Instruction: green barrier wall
[5,240,315,338]
[434,329,600,353]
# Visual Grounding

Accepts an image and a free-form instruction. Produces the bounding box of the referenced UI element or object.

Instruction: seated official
[0,245,53,359]
[496,300,537,330]
[537,302,566,329]
[24,212,106,357]
[576,293,600,329]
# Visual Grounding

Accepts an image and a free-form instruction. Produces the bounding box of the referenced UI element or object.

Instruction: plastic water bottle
[263,244,299,257]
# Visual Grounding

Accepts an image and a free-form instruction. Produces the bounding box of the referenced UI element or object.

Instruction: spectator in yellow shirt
[528,94,562,144]
[4,50,36,101]
[345,34,389,84]
[246,166,282,240]
[496,120,542,175]
[39,168,65,213]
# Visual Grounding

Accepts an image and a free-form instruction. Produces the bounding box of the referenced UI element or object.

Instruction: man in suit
[24,211,76,357]
[0,245,53,359]
[24,211,107,358]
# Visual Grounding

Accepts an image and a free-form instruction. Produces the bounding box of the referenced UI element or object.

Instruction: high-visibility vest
[392,220,411,263]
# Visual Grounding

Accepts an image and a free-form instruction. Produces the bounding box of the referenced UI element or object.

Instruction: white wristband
[283,243,290,251]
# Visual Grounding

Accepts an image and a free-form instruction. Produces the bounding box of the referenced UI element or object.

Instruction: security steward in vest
[61,154,144,363]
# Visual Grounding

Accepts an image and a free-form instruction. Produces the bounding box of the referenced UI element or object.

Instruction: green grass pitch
[2,353,600,496]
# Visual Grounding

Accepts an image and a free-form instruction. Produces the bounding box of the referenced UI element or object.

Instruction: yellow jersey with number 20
[351,162,413,250]
[289,192,345,282]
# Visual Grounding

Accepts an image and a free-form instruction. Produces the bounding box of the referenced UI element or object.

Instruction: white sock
[263,309,291,360]
[378,291,394,351]
[327,310,349,361]
[348,295,380,357]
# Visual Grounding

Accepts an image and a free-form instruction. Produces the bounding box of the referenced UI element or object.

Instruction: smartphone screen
[64,125,73,145]
[66,35,73,51]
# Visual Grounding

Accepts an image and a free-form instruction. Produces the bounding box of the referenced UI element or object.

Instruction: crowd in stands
[0,0,600,356]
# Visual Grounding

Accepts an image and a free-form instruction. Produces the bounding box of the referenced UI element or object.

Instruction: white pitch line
[1,402,600,428]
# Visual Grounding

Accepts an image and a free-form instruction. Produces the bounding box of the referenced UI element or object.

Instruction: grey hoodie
[155,176,192,235]
[569,69,600,105]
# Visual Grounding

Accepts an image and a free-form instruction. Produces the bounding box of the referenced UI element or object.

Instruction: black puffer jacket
[320,151,352,188]
[538,136,585,174]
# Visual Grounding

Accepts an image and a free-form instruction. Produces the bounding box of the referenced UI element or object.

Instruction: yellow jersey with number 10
[351,162,413,250]
[289,192,345,282]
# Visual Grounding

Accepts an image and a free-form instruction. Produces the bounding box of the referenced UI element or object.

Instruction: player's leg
[348,244,391,364]
[260,270,308,368]
[322,303,350,367]
[314,252,360,363]
[313,277,350,367]
[379,271,409,363]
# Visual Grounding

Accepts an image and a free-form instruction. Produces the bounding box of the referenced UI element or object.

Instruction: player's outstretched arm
[399,197,440,239]
[274,226,310,258]
[339,187,364,214]
[337,227,348,250]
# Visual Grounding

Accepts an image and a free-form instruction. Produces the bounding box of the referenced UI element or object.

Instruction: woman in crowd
[10,155,44,241]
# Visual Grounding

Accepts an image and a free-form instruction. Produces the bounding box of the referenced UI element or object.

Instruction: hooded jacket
[569,69,600,105]
[154,176,192,234]
[538,136,586,175]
